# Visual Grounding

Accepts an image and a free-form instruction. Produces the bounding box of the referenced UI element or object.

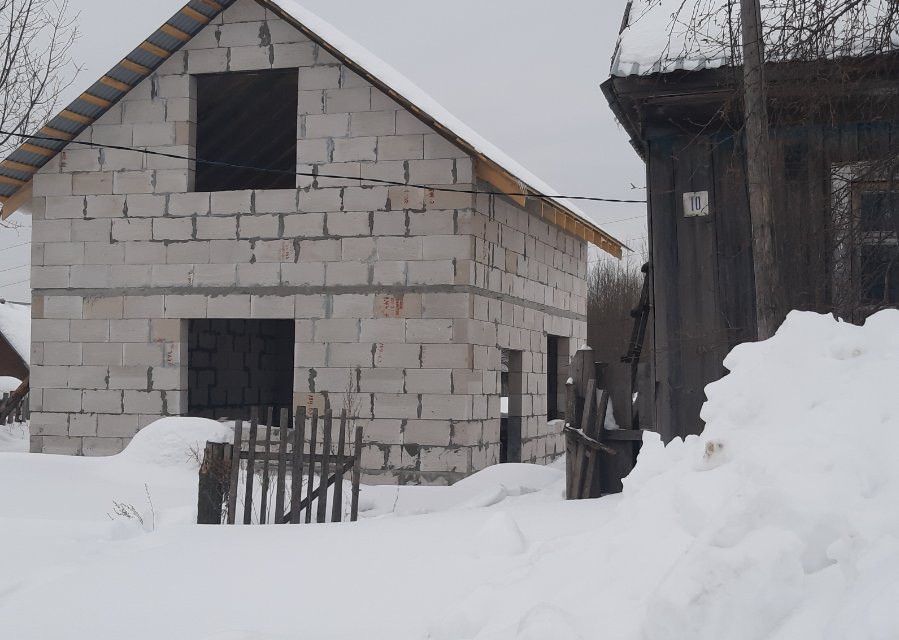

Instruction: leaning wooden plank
[350,425,363,522]
[316,412,333,523]
[197,442,225,524]
[226,419,243,525]
[243,411,259,525]
[331,410,348,523]
[580,449,597,500]
[259,408,272,525]
[274,408,289,523]
[581,379,598,439]
[287,406,307,524]
[305,409,319,524]
[564,429,578,499]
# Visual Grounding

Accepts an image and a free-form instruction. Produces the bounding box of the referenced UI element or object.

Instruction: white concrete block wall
[28,0,588,484]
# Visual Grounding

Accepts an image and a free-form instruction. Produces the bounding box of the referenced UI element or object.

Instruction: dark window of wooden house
[858,189,898,306]
[195,69,298,192]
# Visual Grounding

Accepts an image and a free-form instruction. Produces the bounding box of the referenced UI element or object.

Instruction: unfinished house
[0,0,623,484]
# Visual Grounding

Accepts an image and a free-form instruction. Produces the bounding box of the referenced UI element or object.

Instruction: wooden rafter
[120,58,151,75]
[21,143,56,157]
[139,41,170,58]
[80,92,112,108]
[60,109,92,125]
[161,24,191,41]
[100,76,131,92]
[1,159,38,174]
[181,5,211,23]
[40,126,75,141]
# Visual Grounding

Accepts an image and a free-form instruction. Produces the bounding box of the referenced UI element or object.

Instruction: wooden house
[602,0,899,442]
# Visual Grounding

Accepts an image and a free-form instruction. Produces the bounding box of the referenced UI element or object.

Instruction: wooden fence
[564,349,646,499]
[0,387,29,425]
[197,406,363,525]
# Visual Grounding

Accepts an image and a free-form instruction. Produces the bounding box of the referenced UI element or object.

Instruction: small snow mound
[118,417,232,468]
[516,604,583,640]
[473,512,527,557]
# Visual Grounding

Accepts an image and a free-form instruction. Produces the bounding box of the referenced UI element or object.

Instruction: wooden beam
[1,159,38,174]
[120,58,151,75]
[80,92,112,109]
[160,24,191,42]
[0,175,26,187]
[0,180,31,220]
[100,75,131,92]
[40,126,75,141]
[60,109,93,125]
[139,41,170,58]
[199,0,223,10]
[181,5,211,23]
[475,159,526,207]
[21,143,56,157]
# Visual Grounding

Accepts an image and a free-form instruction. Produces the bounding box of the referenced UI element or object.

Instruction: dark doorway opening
[195,69,299,192]
[500,349,523,463]
[188,319,295,420]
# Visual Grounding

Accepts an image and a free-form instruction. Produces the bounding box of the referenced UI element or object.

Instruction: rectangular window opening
[195,69,299,192]
[546,335,569,421]
[500,349,523,464]
[188,319,295,420]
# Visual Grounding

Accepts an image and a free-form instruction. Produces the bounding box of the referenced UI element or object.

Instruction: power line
[0,263,27,274]
[0,277,29,289]
[0,130,648,205]
[0,298,30,306]
[0,242,29,253]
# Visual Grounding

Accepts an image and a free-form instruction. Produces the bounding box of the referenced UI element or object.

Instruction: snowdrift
[0,310,897,639]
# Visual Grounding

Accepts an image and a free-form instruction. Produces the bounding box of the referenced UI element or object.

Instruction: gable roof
[611,0,899,78]
[0,0,625,257]
[0,301,30,367]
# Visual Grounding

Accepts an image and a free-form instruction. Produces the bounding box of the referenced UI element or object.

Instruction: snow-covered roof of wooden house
[0,0,625,257]
[611,0,899,78]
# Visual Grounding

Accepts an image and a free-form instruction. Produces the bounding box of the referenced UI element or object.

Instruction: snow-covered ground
[1,309,897,639]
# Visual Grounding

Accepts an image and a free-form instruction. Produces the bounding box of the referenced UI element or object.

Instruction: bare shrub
[587,258,644,365]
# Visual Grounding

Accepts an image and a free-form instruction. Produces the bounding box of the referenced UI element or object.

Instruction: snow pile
[0,420,27,452]
[630,309,899,638]
[1,310,898,639]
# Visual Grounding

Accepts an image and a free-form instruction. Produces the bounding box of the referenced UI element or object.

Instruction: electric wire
[0,130,648,205]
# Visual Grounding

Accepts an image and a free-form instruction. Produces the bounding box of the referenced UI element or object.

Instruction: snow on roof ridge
[270,0,617,241]
[610,0,899,78]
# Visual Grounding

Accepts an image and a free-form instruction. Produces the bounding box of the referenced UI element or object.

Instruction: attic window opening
[195,69,298,192]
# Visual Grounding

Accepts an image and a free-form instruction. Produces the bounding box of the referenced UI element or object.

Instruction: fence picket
[317,411,333,523]
[350,426,363,522]
[243,410,259,525]
[289,406,307,524]
[274,408,289,522]
[305,409,319,524]
[226,419,243,524]
[331,410,348,523]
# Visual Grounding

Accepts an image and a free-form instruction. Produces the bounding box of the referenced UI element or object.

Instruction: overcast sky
[0,0,647,302]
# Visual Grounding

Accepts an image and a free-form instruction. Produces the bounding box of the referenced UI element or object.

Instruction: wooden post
[305,409,319,524]
[197,441,228,525]
[274,408,289,523]
[243,410,259,525]
[259,408,272,524]
[226,419,243,524]
[288,406,307,524]
[350,425,363,522]
[331,410,347,523]
[741,0,779,339]
[316,411,333,523]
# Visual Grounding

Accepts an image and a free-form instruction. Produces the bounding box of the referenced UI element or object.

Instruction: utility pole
[740,0,779,339]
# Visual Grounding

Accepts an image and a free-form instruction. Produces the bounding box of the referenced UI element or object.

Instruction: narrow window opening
[500,349,523,464]
[188,319,295,420]
[195,69,299,192]
[546,335,569,421]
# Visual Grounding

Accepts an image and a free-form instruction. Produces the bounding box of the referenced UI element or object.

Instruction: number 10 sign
[682,191,710,217]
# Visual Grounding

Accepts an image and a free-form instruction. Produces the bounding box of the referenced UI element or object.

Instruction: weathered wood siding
[646,120,898,442]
